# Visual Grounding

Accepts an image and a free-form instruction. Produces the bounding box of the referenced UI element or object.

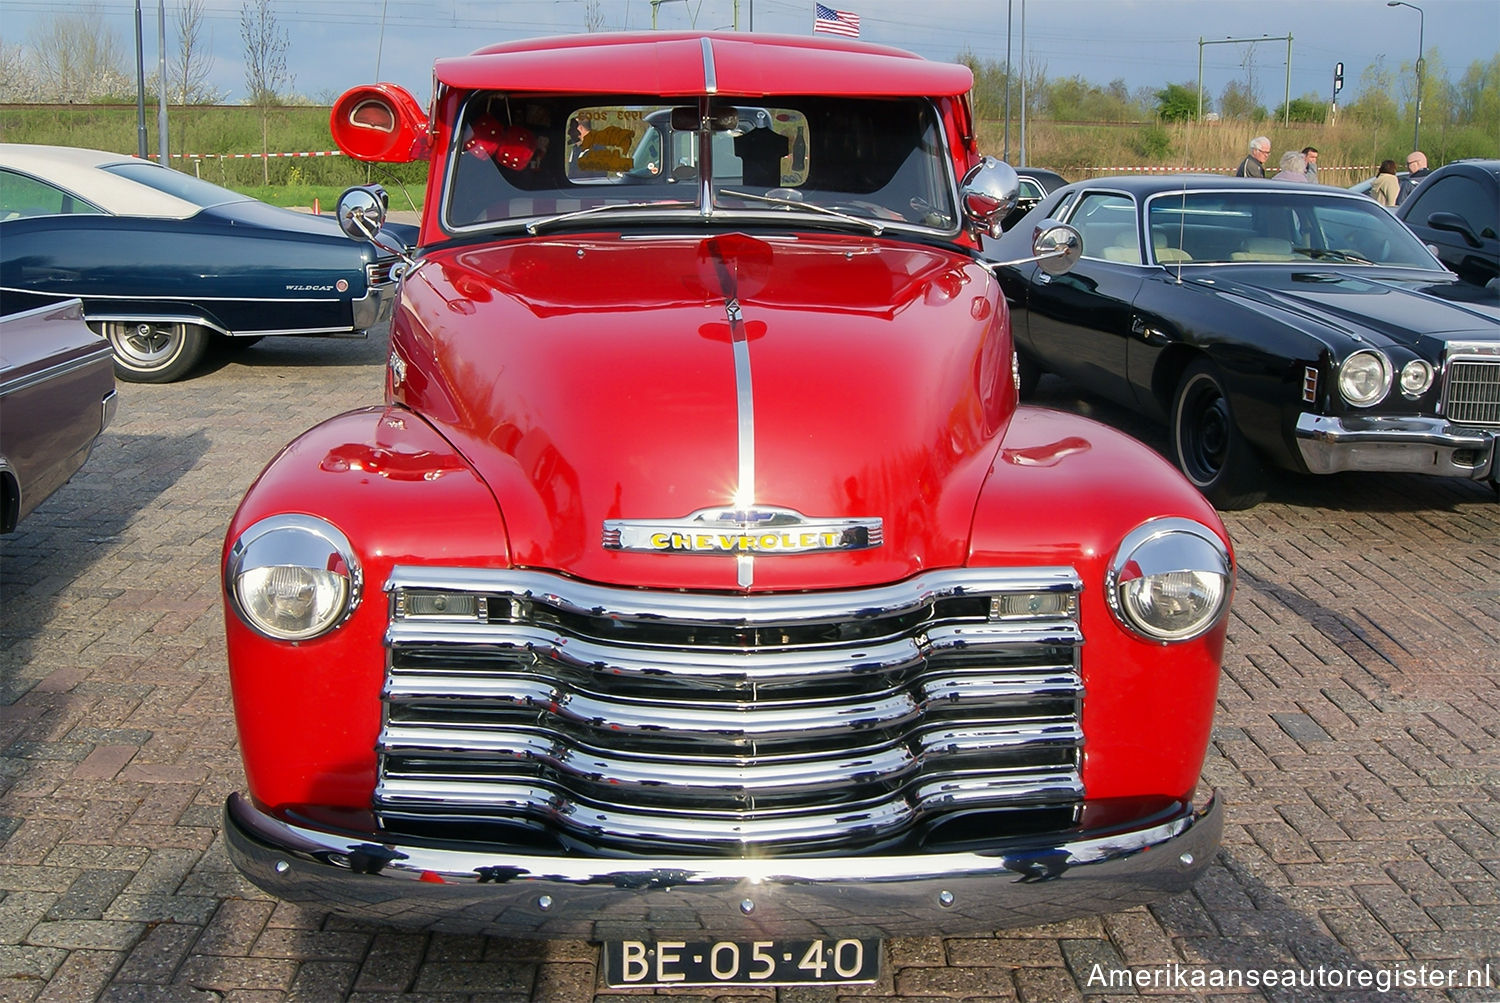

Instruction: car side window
[1068,192,1140,263]
[0,168,103,220]
[1406,175,1497,238]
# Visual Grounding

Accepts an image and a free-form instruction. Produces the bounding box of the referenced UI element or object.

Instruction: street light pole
[1386,1,1424,152]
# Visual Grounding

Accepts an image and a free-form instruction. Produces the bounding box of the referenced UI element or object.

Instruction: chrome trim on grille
[378,567,1084,854]
[1444,357,1500,427]
[367,257,401,286]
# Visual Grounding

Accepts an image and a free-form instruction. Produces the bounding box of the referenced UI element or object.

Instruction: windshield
[444,93,958,235]
[101,162,250,209]
[1144,190,1442,268]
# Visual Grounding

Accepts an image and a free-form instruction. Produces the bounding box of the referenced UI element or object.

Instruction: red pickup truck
[220,30,1233,990]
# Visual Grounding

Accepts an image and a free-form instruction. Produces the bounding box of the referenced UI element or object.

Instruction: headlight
[1399,359,1434,396]
[1337,350,1391,407]
[226,514,361,640]
[1108,518,1232,643]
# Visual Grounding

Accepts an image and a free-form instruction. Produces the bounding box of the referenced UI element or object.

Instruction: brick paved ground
[1,333,1496,1003]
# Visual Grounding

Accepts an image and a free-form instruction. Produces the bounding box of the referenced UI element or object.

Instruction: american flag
[813,3,860,37]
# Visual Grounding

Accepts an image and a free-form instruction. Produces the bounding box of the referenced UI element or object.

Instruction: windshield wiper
[1293,247,1373,265]
[526,199,697,235]
[717,189,885,235]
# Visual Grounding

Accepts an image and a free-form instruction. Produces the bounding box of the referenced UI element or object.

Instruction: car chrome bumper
[1295,413,1497,479]
[223,792,1221,939]
[351,281,398,331]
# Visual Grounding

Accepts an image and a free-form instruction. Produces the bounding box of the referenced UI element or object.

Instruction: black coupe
[986,175,1500,508]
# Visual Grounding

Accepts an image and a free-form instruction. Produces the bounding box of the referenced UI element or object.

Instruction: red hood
[390,231,1012,590]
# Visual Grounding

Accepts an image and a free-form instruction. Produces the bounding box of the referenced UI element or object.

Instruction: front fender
[969,406,1232,811]
[222,406,510,818]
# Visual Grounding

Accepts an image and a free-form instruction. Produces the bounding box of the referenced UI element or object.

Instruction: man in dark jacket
[1235,137,1271,178]
[1396,151,1430,205]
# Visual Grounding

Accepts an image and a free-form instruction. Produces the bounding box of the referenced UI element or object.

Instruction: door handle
[1131,318,1169,346]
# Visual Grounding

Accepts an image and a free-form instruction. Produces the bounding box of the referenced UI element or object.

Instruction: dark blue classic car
[0,144,416,382]
[986,175,1500,508]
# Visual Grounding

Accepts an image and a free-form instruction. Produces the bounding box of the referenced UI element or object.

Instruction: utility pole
[157,0,169,167]
[134,1,147,158]
[1018,0,1026,167]
[1386,2,1424,151]
[1003,0,1012,162]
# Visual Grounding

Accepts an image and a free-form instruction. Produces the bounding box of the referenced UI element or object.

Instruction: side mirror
[981,218,1082,276]
[960,157,1020,238]
[1425,211,1482,248]
[1033,221,1082,275]
[336,185,389,242]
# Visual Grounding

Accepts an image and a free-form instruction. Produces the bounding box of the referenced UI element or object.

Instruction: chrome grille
[1446,358,1500,426]
[367,257,400,286]
[378,566,1084,855]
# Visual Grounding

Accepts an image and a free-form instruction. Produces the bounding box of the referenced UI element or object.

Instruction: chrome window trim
[437,92,963,240]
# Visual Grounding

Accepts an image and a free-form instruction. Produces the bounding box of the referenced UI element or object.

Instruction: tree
[240,0,292,183]
[957,51,1012,124]
[584,0,607,31]
[1455,55,1500,128]
[1155,82,1199,122]
[1274,95,1326,124]
[1218,81,1265,121]
[174,0,223,105]
[1042,75,1144,122]
[28,8,130,103]
[0,42,42,102]
[1344,58,1399,130]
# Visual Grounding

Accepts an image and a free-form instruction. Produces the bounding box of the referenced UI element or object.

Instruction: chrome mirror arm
[977,220,1083,277]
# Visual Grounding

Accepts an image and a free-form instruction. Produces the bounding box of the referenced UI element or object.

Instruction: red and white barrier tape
[1086,165,1378,175]
[149,150,345,161]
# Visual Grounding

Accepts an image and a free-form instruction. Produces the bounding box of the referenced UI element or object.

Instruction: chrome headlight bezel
[1398,358,1435,397]
[1107,518,1233,644]
[225,514,362,641]
[1337,349,1392,407]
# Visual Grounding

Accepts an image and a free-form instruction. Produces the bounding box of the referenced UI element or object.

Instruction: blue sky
[1,0,1495,107]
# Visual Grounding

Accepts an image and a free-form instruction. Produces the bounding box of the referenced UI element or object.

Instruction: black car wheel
[1171,359,1266,509]
[100,320,209,383]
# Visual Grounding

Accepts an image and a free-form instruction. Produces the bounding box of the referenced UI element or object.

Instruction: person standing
[1370,159,1401,207]
[1396,151,1430,205]
[1272,151,1310,183]
[1301,146,1319,183]
[1235,137,1271,178]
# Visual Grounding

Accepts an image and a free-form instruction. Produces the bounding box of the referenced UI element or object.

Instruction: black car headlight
[1108,518,1232,643]
[226,515,362,640]
[1338,350,1392,407]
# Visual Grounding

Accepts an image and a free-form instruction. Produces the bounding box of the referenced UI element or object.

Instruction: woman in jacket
[1370,159,1400,207]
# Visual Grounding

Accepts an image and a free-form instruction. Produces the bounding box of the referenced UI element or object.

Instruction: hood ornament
[604,506,882,556]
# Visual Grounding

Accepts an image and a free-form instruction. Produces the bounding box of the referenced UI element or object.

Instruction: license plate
[602,937,880,988]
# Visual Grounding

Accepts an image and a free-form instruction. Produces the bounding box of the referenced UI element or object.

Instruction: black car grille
[1446,358,1500,426]
[376,567,1085,856]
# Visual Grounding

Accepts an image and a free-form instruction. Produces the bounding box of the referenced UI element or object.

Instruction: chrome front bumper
[224,792,1221,939]
[351,281,398,331]
[1295,413,1497,480]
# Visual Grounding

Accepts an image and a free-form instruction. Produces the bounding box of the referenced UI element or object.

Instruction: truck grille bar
[378,566,1084,855]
